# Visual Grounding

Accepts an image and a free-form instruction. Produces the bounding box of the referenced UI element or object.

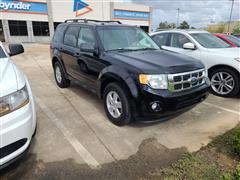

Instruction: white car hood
[207,47,240,56]
[0,57,26,97]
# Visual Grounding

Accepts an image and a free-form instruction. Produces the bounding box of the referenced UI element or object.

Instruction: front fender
[98,65,139,99]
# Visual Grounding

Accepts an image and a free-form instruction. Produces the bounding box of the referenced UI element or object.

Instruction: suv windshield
[226,35,240,47]
[97,26,159,51]
[0,47,7,58]
[191,33,231,48]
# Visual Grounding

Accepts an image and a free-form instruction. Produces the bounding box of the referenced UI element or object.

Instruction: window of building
[64,26,80,47]
[8,20,28,36]
[32,21,49,36]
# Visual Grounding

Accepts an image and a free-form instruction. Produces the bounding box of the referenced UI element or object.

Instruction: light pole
[228,0,234,33]
[176,8,180,28]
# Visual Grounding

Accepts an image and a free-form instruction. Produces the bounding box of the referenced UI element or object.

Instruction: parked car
[0,43,36,169]
[150,30,240,97]
[50,19,210,126]
[233,34,240,39]
[214,33,240,47]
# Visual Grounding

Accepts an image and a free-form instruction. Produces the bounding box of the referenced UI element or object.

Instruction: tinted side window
[53,24,67,43]
[170,33,191,48]
[0,47,6,58]
[78,27,96,48]
[64,26,80,47]
[152,33,168,47]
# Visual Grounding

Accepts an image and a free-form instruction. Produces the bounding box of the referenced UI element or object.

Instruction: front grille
[168,69,206,92]
[0,139,27,159]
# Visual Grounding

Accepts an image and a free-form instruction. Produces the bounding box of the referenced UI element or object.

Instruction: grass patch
[144,125,240,180]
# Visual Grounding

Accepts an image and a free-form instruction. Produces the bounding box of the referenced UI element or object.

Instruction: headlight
[234,57,240,62]
[0,85,29,117]
[139,74,168,89]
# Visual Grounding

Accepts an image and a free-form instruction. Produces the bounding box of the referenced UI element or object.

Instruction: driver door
[162,33,201,61]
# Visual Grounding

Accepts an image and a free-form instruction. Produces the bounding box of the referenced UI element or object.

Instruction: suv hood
[107,50,204,74]
[0,58,25,97]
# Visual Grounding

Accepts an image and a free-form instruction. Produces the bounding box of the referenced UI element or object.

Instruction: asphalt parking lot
[1,44,240,180]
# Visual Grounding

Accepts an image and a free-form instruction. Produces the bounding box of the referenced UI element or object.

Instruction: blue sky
[126,0,240,30]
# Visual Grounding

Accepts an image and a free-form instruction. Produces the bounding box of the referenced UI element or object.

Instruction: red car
[214,33,240,47]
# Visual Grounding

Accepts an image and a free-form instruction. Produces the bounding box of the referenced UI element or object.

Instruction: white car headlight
[0,85,29,117]
[139,74,168,89]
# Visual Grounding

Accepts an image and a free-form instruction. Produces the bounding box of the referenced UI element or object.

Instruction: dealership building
[0,0,152,43]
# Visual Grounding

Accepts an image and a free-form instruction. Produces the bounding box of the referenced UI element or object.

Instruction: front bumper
[0,87,36,169]
[134,84,210,121]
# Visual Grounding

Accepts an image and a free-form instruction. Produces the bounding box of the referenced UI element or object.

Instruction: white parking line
[35,97,100,168]
[203,101,240,119]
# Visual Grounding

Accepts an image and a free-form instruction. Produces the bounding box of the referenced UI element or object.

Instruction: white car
[150,30,240,97]
[0,43,36,169]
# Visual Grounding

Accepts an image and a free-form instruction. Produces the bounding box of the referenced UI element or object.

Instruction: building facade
[0,0,152,43]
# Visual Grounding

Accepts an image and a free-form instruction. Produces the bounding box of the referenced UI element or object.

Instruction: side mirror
[183,42,196,50]
[8,44,24,56]
[80,43,96,53]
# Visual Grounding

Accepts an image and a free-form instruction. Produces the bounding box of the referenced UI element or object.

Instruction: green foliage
[158,21,176,29]
[150,154,223,179]
[146,126,240,180]
[233,164,240,179]
[229,128,240,155]
[233,27,240,34]
[178,21,190,29]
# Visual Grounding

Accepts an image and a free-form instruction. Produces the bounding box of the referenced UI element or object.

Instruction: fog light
[150,101,162,112]
[151,102,158,110]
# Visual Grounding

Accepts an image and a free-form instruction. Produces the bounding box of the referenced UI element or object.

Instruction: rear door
[61,25,80,78]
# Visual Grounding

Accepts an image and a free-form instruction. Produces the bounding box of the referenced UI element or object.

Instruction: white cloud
[126,0,240,29]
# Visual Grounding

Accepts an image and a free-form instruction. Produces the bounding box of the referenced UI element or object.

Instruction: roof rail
[64,19,122,24]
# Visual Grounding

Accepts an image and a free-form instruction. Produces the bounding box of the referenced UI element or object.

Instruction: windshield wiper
[135,48,158,51]
[106,48,136,52]
[107,47,158,52]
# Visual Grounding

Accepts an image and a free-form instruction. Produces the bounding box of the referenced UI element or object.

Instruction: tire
[54,61,70,88]
[209,67,240,97]
[103,83,132,126]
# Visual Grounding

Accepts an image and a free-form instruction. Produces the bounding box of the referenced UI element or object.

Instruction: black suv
[50,19,210,126]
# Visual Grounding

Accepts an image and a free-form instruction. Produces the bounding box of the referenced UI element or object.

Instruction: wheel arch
[52,56,68,78]
[98,67,139,99]
[208,64,240,78]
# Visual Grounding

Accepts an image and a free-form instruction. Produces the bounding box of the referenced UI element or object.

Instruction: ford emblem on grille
[188,77,198,84]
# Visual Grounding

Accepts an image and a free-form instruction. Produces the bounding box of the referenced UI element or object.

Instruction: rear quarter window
[63,26,80,47]
[53,24,67,43]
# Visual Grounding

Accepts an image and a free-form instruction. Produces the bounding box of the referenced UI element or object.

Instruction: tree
[168,23,176,29]
[159,21,169,29]
[158,21,176,30]
[178,21,190,29]
[233,27,240,34]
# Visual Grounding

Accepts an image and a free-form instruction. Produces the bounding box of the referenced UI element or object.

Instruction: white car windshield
[97,26,159,51]
[0,47,7,58]
[191,33,231,48]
